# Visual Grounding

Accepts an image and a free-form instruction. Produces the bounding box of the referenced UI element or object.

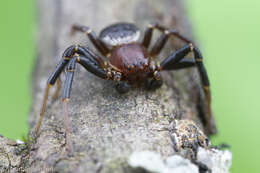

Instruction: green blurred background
[0,0,259,172]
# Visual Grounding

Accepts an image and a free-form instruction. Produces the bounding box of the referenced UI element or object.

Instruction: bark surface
[0,0,231,173]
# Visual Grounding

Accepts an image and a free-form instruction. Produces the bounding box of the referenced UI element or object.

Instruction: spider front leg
[35,45,74,135]
[35,45,107,136]
[145,44,194,90]
[159,44,217,135]
[71,24,110,56]
[62,53,110,152]
[52,77,62,100]
[62,57,77,153]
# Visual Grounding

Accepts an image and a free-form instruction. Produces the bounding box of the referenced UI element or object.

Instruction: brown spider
[35,22,215,152]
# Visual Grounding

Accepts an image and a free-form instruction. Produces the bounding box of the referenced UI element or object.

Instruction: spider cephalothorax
[108,43,151,83]
[35,22,216,152]
[99,23,157,87]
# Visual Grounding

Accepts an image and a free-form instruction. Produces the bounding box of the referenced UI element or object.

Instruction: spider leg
[142,23,193,57]
[142,23,158,49]
[152,44,194,92]
[64,44,107,69]
[71,24,110,57]
[35,45,79,135]
[35,44,107,136]
[150,28,193,57]
[62,57,77,153]
[63,57,77,104]
[193,47,216,135]
[62,54,110,152]
[159,44,216,135]
[52,76,62,100]
[167,58,196,70]
[160,44,194,70]
[76,54,108,79]
[145,70,163,90]
[35,57,70,135]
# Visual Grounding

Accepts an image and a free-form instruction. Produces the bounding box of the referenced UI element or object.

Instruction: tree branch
[0,0,231,172]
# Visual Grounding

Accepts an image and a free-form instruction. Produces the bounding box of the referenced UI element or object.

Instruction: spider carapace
[35,22,216,152]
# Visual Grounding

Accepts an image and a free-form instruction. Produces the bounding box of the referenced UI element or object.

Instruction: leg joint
[148,22,159,28]
[62,98,70,103]
[196,58,203,62]
[189,43,194,51]
[85,28,92,35]
[203,86,210,91]
[164,30,170,35]
[164,29,178,35]
[66,69,75,72]
[74,44,79,51]
[153,71,161,80]
[106,71,112,80]
[63,56,71,60]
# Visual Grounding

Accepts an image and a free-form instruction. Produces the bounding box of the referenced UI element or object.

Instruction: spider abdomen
[100,23,140,46]
[109,43,150,82]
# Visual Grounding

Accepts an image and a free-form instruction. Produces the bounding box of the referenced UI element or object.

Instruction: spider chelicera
[35,22,214,152]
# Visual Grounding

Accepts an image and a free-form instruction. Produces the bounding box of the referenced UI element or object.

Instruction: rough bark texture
[0,0,232,173]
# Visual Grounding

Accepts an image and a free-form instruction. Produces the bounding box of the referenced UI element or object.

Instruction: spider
[35,22,214,152]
